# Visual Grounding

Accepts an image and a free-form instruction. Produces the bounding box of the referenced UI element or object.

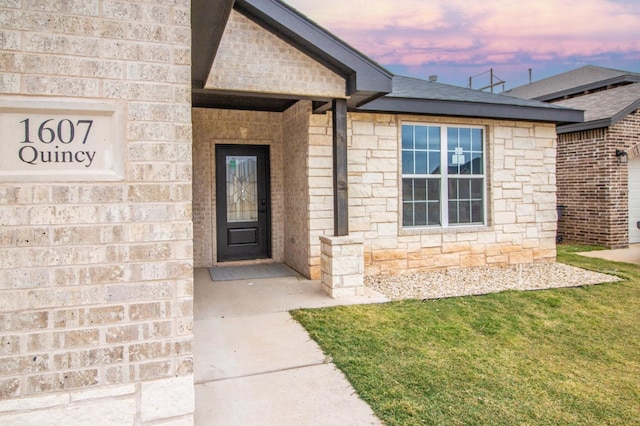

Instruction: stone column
[320,235,365,298]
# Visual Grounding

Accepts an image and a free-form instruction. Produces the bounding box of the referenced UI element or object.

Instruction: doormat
[208,263,296,282]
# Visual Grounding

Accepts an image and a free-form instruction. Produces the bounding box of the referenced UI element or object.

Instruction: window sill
[399,223,493,236]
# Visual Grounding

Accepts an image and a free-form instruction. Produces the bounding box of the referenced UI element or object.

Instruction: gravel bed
[365,262,621,300]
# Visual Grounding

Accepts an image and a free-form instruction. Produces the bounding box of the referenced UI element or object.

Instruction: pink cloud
[286,0,640,66]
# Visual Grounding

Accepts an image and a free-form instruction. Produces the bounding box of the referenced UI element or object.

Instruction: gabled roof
[359,76,583,124]
[554,83,640,133]
[192,0,393,110]
[504,65,640,101]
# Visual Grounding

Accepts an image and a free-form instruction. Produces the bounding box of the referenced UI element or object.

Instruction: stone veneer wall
[0,1,194,424]
[308,112,558,276]
[192,108,285,267]
[206,9,345,99]
[557,109,639,248]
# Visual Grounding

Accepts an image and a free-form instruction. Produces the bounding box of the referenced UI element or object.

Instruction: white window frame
[401,122,487,229]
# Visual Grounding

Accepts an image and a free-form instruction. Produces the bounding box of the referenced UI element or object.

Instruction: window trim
[401,122,487,229]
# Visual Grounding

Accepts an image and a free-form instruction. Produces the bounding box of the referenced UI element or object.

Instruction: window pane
[471,128,482,151]
[414,202,427,226]
[448,178,458,199]
[428,126,441,150]
[402,150,414,174]
[414,179,427,200]
[429,153,440,174]
[415,151,428,174]
[471,152,483,174]
[447,127,458,151]
[428,202,440,225]
[415,126,428,150]
[226,156,258,222]
[471,179,483,199]
[460,179,470,199]
[472,200,483,223]
[402,125,413,150]
[428,178,440,201]
[450,200,472,224]
[448,152,459,175]
[402,179,413,201]
[448,200,458,224]
[460,201,472,224]
[403,202,413,226]
[459,128,471,151]
[462,157,473,174]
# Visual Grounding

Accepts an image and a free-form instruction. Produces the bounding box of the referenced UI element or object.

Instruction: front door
[216,145,271,261]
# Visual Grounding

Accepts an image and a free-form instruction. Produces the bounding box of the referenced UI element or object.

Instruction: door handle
[258,198,267,213]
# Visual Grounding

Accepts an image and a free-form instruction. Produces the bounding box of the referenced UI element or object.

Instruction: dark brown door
[216,145,271,262]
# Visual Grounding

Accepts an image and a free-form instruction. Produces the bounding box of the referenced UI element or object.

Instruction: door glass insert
[226,156,258,222]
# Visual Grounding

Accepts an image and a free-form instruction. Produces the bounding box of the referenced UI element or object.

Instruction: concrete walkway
[193,268,389,425]
[576,243,640,265]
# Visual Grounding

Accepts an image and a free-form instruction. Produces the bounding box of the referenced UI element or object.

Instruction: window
[402,124,485,228]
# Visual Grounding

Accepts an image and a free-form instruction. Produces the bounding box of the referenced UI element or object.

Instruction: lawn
[291,245,640,425]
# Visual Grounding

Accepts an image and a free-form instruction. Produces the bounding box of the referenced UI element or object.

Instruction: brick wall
[192,108,285,267]
[0,1,194,424]
[604,110,639,247]
[206,9,345,99]
[283,101,313,276]
[557,109,639,248]
[308,113,558,275]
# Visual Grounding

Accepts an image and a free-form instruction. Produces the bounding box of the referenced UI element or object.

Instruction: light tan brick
[0,1,193,421]
[0,378,20,399]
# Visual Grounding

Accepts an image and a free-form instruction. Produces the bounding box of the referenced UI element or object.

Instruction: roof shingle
[504,65,640,100]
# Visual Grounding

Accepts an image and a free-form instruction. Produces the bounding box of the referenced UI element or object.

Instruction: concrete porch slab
[194,268,389,320]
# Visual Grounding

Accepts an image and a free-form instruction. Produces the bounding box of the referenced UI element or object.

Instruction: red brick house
[506,66,640,247]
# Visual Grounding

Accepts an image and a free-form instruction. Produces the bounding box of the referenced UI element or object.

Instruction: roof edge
[557,118,611,134]
[530,75,640,101]
[235,0,393,98]
[609,99,640,127]
[359,97,584,124]
[191,0,234,88]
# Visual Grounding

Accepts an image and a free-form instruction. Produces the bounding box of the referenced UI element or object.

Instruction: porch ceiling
[192,89,300,113]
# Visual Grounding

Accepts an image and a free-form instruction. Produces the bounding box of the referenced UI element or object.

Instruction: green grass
[291,245,640,425]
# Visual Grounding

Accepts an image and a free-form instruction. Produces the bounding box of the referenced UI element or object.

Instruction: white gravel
[365,262,621,300]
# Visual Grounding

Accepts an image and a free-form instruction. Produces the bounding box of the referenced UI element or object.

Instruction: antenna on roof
[529,68,532,84]
[468,68,505,93]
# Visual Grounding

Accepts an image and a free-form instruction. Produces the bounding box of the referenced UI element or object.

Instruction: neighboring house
[506,65,640,248]
[0,0,581,423]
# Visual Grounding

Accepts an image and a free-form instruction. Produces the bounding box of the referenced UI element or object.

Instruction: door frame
[629,156,640,244]
[215,144,272,262]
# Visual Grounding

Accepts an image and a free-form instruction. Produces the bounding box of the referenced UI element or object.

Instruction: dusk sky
[285,0,640,91]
